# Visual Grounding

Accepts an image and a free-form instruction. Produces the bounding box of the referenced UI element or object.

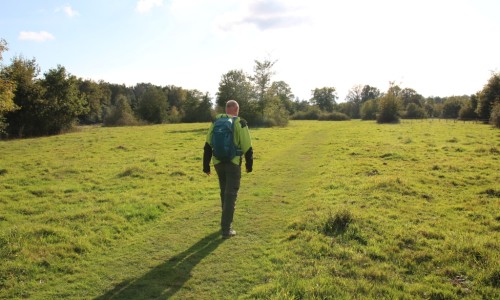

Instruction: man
[203,100,253,238]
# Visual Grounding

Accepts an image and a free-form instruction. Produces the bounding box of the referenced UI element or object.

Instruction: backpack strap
[231,116,237,130]
[232,117,243,157]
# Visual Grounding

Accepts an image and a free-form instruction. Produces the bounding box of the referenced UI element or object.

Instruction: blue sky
[1,0,499,101]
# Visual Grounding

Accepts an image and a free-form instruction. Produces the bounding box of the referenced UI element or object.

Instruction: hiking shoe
[222,229,236,238]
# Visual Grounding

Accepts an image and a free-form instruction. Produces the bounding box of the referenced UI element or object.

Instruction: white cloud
[136,0,164,13]
[55,4,79,17]
[63,5,79,17]
[217,0,309,32]
[18,31,55,42]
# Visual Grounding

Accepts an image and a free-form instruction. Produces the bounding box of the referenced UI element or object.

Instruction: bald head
[225,100,239,116]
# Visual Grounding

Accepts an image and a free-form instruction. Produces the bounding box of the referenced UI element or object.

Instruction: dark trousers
[214,162,241,233]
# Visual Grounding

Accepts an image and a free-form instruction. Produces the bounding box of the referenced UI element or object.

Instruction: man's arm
[245,147,253,172]
[203,123,214,175]
[239,119,253,173]
[203,142,212,174]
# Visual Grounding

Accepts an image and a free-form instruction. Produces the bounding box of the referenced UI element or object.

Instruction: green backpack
[211,116,241,162]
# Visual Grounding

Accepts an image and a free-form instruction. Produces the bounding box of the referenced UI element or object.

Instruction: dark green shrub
[377,93,400,124]
[490,102,500,128]
[291,107,321,120]
[458,102,478,120]
[104,95,140,127]
[404,103,427,119]
[360,99,378,120]
[262,98,289,127]
[318,112,350,121]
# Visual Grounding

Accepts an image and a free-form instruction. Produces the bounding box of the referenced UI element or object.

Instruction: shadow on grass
[168,128,207,135]
[95,231,224,300]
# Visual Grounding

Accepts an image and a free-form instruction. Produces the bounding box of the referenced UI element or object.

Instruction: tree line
[1,37,499,139]
[337,76,500,126]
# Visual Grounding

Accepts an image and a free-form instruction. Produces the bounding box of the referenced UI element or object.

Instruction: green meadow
[0,120,499,299]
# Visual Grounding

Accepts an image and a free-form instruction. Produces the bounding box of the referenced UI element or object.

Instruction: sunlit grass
[0,120,499,299]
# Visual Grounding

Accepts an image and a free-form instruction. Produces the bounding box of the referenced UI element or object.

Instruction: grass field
[0,120,499,299]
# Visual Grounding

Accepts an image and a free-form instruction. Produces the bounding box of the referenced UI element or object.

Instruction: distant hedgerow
[291,107,321,120]
[318,112,350,121]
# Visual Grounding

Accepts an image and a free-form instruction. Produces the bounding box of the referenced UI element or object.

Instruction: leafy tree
[470,93,479,113]
[216,69,257,122]
[197,92,214,122]
[476,72,500,121]
[218,61,293,126]
[360,99,378,120]
[1,56,45,137]
[269,80,294,114]
[262,95,289,126]
[377,84,400,123]
[0,79,17,134]
[387,82,402,97]
[216,70,253,108]
[39,65,87,134]
[133,83,154,100]
[442,96,467,119]
[424,97,444,118]
[361,85,381,102]
[345,85,363,118]
[78,79,111,124]
[291,99,312,113]
[404,103,426,119]
[250,58,276,115]
[311,87,337,112]
[137,86,168,124]
[458,99,478,120]
[104,94,139,126]
[182,89,213,123]
[0,39,18,134]
[346,85,363,104]
[337,101,355,117]
[400,88,423,107]
[0,38,7,61]
[168,106,182,123]
[345,85,381,118]
[165,85,187,114]
[108,83,136,109]
[490,102,500,128]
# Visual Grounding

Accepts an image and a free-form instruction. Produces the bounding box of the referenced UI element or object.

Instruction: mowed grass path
[0,120,499,299]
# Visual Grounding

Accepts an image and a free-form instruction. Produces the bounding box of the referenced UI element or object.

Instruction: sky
[1,0,499,102]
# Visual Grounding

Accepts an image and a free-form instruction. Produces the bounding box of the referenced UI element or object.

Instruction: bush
[442,97,465,119]
[360,99,378,120]
[262,98,289,127]
[377,93,400,124]
[291,106,321,120]
[458,102,478,120]
[318,111,350,121]
[404,103,427,119]
[490,102,500,128]
[103,95,140,127]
